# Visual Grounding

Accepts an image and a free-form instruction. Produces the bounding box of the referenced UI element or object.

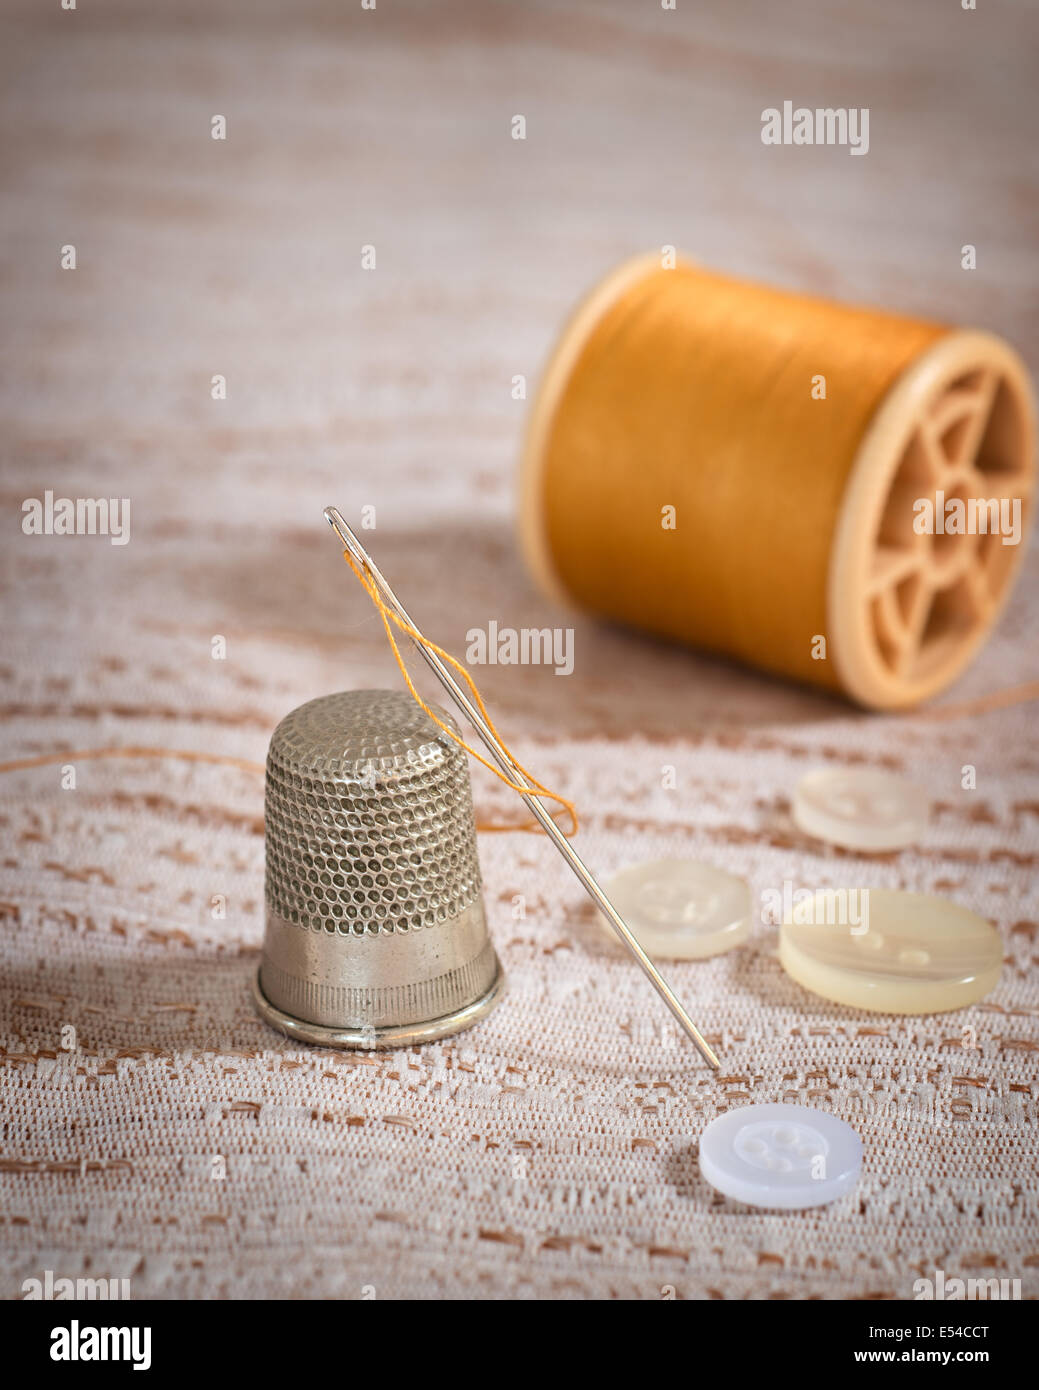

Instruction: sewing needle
[323,506,720,1070]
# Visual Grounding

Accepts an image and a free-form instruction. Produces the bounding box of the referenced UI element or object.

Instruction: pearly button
[780,887,1002,1014]
[699,1103,862,1210]
[792,767,929,852]
[598,859,751,960]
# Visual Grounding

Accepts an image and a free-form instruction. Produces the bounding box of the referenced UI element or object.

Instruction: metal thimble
[251,688,504,1047]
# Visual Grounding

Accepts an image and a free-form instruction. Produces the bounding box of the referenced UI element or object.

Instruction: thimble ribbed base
[254,689,504,1050]
[250,955,505,1049]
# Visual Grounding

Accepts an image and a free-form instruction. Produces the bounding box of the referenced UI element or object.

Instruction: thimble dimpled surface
[255,689,503,1046]
[263,688,482,937]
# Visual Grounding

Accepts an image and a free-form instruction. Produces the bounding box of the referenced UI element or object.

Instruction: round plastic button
[792,767,929,851]
[699,1103,862,1209]
[598,859,751,960]
[780,887,1002,1014]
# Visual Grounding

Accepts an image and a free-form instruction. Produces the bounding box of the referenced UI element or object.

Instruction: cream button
[780,887,1003,1014]
[699,1103,862,1209]
[792,767,929,851]
[599,859,751,960]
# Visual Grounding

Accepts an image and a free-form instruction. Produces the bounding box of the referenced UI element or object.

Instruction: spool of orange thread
[519,256,1035,709]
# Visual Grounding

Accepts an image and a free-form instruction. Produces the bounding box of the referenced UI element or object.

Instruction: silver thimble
[251,688,504,1047]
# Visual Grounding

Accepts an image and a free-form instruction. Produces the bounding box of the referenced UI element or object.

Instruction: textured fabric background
[1,0,1037,1300]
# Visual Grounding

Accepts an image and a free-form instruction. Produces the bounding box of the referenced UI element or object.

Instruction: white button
[780,887,1002,1014]
[792,767,929,851]
[699,1103,862,1209]
[599,859,751,960]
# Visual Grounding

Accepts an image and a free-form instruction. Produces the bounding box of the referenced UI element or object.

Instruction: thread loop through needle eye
[339,543,577,835]
[323,505,720,1070]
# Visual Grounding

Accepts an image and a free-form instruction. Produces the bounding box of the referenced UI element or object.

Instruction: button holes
[899,947,930,966]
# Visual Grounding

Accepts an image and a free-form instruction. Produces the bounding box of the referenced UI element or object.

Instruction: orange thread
[0,595,579,841]
[0,747,265,776]
[911,679,1039,723]
[340,548,578,837]
[520,256,1037,713]
[523,258,947,694]
[1,679,1036,811]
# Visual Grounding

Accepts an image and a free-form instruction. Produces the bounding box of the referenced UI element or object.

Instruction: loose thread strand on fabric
[0,747,266,776]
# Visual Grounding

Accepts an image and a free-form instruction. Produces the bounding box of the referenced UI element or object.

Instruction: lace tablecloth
[2,0,1036,1299]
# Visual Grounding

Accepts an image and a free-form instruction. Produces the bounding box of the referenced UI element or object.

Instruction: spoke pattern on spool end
[867,367,1033,683]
